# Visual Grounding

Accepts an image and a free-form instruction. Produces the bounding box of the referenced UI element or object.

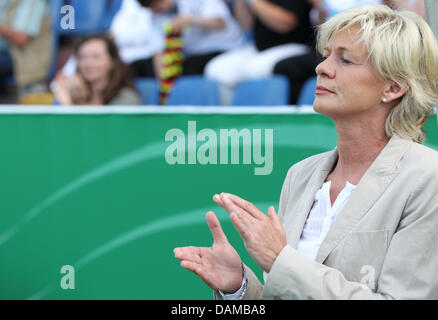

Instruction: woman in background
[54,35,140,106]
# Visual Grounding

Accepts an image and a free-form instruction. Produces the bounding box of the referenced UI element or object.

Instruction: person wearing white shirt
[111,0,165,78]
[173,5,438,300]
[138,0,247,75]
[111,0,163,64]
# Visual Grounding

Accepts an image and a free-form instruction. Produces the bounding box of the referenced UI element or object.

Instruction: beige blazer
[216,134,438,300]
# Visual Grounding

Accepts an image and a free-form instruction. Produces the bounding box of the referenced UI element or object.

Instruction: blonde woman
[174,5,438,299]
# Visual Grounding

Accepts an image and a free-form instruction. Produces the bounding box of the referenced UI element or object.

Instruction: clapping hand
[213,193,287,273]
[174,211,244,293]
[174,192,287,292]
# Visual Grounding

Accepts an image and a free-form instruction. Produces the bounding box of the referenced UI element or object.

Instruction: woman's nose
[315,56,335,78]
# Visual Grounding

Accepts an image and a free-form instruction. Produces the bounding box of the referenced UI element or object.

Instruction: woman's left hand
[69,74,89,105]
[213,193,287,273]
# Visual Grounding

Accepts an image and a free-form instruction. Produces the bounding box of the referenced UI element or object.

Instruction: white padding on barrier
[0,105,316,114]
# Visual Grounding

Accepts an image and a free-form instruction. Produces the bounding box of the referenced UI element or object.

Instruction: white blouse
[296,180,357,260]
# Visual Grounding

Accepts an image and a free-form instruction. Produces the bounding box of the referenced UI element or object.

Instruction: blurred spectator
[0,44,12,91]
[273,48,321,105]
[111,0,159,63]
[53,35,140,105]
[275,0,382,104]
[309,0,425,22]
[384,0,425,18]
[109,0,164,78]
[138,0,247,76]
[204,0,313,104]
[310,0,381,22]
[0,0,52,96]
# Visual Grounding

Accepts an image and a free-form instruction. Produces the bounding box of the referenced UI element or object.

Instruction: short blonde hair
[317,5,438,144]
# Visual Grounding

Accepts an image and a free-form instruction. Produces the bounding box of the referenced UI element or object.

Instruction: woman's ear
[381,81,409,104]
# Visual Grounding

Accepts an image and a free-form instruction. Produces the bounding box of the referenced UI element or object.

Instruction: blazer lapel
[288,149,339,249]
[314,134,413,264]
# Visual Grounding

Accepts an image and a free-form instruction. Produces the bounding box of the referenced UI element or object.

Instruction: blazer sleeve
[262,167,438,300]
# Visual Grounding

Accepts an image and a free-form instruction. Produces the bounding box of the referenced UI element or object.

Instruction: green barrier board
[0,108,436,300]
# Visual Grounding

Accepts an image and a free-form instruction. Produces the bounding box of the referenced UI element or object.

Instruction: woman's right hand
[53,72,73,105]
[174,211,244,293]
[53,73,89,105]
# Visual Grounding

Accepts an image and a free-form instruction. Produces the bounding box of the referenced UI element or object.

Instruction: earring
[382,97,388,103]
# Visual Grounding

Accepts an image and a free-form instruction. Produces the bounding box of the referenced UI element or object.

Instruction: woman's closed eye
[341,57,353,65]
[320,53,355,66]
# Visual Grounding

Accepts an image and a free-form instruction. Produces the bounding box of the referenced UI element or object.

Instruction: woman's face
[314,26,387,120]
[77,39,113,84]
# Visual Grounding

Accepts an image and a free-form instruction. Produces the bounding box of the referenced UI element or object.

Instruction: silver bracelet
[237,268,249,300]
